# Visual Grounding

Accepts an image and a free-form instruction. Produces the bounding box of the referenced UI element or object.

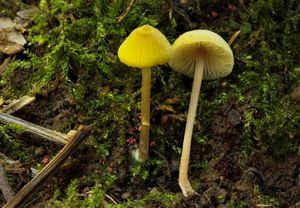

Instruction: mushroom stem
[179,58,203,197]
[138,67,151,161]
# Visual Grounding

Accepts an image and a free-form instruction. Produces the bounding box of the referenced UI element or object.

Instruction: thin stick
[105,194,118,205]
[228,30,241,46]
[3,125,90,208]
[0,96,36,114]
[0,112,69,144]
[0,163,15,202]
[117,0,136,23]
[138,67,151,161]
[179,58,203,197]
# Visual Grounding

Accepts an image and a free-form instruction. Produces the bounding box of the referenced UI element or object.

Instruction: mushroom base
[138,124,150,161]
[179,179,199,197]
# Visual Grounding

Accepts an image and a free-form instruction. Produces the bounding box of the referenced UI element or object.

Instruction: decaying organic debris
[0,6,38,55]
[0,17,26,55]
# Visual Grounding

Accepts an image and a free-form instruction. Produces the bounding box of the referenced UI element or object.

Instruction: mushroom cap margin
[169,30,234,80]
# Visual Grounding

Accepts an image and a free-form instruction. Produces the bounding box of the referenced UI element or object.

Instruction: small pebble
[291,85,300,102]
[227,109,241,126]
[121,192,131,199]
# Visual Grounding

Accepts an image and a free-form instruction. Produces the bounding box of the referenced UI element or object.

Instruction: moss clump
[0,124,33,161]
[194,0,300,155]
[46,178,178,208]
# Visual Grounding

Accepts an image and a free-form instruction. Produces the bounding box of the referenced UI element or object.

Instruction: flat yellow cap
[118,25,172,68]
[169,30,234,80]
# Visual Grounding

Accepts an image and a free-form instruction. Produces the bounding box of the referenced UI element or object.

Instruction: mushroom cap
[118,25,172,68]
[169,30,234,80]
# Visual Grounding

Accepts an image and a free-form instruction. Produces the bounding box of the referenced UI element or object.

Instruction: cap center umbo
[195,48,206,62]
[137,25,153,36]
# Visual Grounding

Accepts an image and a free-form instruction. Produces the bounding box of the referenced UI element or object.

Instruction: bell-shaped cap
[118,25,172,68]
[169,30,234,80]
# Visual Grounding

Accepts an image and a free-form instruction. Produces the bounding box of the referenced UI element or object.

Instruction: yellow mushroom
[169,29,234,197]
[118,25,172,162]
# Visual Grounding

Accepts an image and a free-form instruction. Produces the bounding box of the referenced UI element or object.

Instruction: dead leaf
[0,17,14,28]
[0,17,26,55]
[5,30,26,45]
[14,6,39,27]
[171,114,185,121]
[0,41,25,55]
[164,97,181,104]
[162,114,185,123]
[158,104,176,113]
[16,6,39,20]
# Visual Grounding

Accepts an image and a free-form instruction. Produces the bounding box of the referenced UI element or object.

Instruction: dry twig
[0,112,69,144]
[3,125,90,208]
[0,163,15,202]
[228,30,241,46]
[105,194,118,205]
[117,0,136,23]
[0,96,36,114]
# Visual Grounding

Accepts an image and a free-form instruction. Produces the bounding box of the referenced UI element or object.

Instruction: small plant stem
[179,58,203,197]
[0,163,15,202]
[117,0,136,23]
[139,67,151,161]
[0,112,69,144]
[0,96,36,114]
[228,30,241,46]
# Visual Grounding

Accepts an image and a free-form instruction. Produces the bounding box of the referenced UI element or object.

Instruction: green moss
[109,189,179,208]
[46,176,178,208]
[46,180,106,208]
[0,124,32,161]
[227,200,248,208]
[196,0,300,155]
[45,173,117,207]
